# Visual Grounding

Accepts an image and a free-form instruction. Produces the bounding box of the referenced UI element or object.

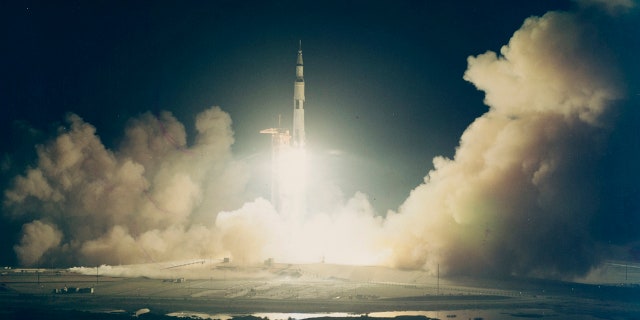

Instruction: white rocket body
[293,45,305,148]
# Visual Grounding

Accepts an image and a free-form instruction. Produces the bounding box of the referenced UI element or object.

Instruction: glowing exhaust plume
[275,146,307,224]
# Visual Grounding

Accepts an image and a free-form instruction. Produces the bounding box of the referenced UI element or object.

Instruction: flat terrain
[1,262,639,319]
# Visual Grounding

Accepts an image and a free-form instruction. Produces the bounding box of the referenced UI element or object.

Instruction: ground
[1,262,639,319]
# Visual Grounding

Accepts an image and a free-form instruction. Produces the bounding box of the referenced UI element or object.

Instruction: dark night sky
[1,0,639,270]
[2,0,574,206]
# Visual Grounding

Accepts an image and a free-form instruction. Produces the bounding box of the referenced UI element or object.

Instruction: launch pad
[1,261,639,319]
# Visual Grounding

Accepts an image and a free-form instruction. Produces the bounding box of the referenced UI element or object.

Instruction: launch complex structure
[261,42,307,220]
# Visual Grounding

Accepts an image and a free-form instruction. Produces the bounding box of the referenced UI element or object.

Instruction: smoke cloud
[14,220,62,266]
[575,0,636,15]
[4,107,252,266]
[384,10,628,278]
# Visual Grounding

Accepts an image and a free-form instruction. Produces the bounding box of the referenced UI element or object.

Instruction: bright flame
[276,146,307,223]
[268,145,385,265]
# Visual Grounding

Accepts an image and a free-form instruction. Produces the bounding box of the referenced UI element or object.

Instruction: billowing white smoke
[3,104,385,267]
[384,10,626,278]
[5,108,253,266]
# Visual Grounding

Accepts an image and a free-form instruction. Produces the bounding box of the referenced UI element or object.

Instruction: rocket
[292,40,305,148]
[260,42,307,215]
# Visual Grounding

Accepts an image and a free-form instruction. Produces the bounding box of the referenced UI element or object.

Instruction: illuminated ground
[1,261,639,319]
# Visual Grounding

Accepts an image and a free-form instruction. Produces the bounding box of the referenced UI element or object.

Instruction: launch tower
[260,117,290,211]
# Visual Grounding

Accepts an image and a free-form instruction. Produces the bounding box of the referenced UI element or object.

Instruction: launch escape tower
[261,42,306,215]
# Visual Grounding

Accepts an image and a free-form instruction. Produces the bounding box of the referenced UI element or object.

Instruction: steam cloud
[3,6,637,279]
[385,10,628,278]
[5,108,251,266]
